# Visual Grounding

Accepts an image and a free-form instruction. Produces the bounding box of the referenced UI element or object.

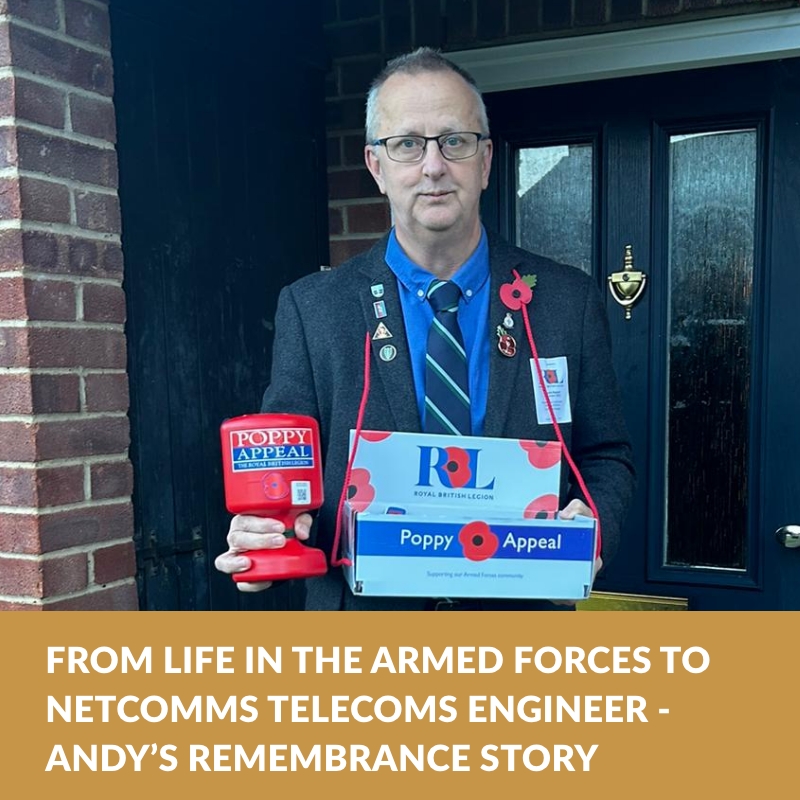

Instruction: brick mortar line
[0,118,116,151]
[87,540,95,582]
[0,320,124,331]
[0,454,130,468]
[0,497,131,515]
[0,596,42,605]
[3,16,112,57]
[78,369,87,409]
[65,79,73,132]
[15,171,120,197]
[0,411,127,422]
[53,578,138,600]
[0,577,136,606]
[0,366,126,374]
[0,271,123,287]
[0,67,113,102]
[0,218,121,243]
[1,537,133,561]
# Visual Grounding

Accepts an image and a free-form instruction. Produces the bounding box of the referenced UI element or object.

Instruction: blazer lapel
[354,233,529,438]
[358,248,421,434]
[484,239,526,438]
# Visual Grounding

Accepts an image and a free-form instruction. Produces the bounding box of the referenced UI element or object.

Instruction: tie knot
[427,280,462,313]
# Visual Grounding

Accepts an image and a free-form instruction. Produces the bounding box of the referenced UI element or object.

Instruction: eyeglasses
[371,132,489,163]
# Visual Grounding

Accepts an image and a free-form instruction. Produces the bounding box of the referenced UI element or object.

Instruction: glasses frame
[371,131,489,163]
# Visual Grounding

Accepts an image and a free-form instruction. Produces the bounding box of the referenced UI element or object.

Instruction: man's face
[364,70,493,244]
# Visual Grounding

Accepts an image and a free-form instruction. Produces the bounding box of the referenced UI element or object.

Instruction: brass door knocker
[608,245,647,320]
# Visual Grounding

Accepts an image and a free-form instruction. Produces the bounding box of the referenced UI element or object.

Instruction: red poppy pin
[499,273,536,311]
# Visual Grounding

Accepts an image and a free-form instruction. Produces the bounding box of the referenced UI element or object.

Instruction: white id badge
[530,356,572,425]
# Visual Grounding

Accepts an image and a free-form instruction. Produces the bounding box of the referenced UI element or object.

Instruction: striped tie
[424,279,471,435]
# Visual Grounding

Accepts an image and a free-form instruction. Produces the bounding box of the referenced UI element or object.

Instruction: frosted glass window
[515,144,593,274]
[665,130,757,570]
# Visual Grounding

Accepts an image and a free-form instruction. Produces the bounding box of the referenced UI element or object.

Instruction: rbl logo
[416,446,496,490]
[544,369,559,384]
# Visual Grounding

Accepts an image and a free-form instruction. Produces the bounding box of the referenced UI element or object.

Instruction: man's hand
[552,500,602,606]
[214,513,313,592]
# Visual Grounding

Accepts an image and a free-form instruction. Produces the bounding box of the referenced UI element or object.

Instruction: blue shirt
[385,227,491,435]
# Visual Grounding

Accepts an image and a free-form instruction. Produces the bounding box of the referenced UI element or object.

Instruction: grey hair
[364,47,490,143]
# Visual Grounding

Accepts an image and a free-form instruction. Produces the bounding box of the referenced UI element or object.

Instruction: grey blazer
[261,233,635,610]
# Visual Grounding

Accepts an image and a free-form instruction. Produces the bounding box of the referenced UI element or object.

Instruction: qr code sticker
[292,481,311,505]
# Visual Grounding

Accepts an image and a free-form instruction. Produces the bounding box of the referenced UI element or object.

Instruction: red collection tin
[220,413,327,581]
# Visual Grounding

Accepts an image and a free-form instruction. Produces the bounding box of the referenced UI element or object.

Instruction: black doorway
[111,0,329,609]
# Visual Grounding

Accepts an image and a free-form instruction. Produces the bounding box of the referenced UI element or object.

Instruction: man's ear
[365,145,387,195]
[481,139,493,191]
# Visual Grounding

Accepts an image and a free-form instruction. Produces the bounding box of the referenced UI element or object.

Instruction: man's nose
[421,140,447,176]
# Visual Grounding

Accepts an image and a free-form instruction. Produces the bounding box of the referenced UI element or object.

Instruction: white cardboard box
[341,431,597,600]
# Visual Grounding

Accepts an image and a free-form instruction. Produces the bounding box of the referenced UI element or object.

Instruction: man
[215,48,634,610]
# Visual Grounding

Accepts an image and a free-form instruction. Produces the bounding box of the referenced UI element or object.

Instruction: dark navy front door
[485,59,800,610]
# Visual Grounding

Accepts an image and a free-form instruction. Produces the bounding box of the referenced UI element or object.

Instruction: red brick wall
[324,0,797,265]
[0,0,137,610]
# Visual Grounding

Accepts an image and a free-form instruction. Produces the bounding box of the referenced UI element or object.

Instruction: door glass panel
[665,129,756,570]
[515,144,593,274]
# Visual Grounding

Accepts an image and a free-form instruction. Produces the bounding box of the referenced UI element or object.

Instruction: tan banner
[0,612,796,799]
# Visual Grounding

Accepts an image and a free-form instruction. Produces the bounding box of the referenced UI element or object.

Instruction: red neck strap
[329,271,603,566]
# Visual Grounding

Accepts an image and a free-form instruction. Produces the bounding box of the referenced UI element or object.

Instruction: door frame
[449,8,800,92]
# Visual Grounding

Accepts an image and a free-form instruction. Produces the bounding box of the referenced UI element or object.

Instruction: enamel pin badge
[373,300,387,319]
[496,325,517,358]
[372,322,393,340]
[371,283,385,298]
[379,344,397,362]
[496,273,535,357]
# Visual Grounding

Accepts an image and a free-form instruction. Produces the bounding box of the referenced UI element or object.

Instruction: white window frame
[448,9,800,92]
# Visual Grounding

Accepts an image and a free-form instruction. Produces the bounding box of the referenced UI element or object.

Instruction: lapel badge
[372,322,393,340]
[503,312,514,329]
[373,300,387,319]
[371,283,385,298]
[379,344,397,362]
[496,325,517,358]
[500,273,536,311]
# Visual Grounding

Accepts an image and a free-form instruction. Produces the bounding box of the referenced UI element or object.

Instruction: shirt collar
[384,226,490,304]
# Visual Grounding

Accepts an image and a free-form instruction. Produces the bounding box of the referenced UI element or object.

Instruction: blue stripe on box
[355,518,594,561]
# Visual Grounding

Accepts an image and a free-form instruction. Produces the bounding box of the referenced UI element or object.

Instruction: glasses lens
[385,137,425,162]
[381,133,482,162]
[439,132,479,160]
